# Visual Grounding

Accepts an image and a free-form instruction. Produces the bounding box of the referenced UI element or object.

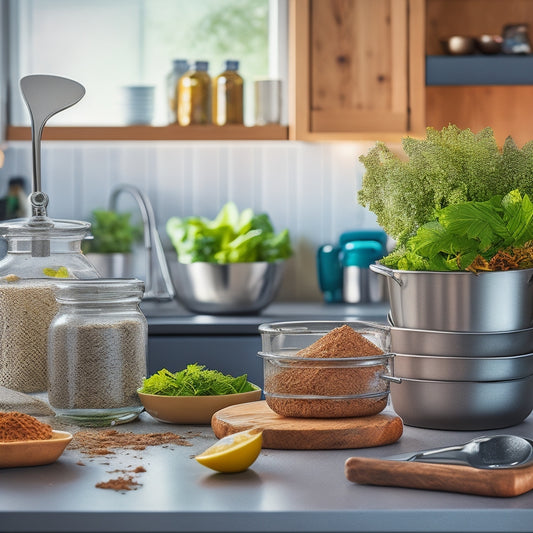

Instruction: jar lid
[53,278,145,302]
[0,217,91,239]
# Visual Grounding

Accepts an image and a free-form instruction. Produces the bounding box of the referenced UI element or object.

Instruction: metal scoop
[20,74,85,256]
[403,435,533,469]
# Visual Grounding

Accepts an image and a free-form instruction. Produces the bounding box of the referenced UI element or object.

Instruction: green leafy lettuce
[139,364,256,396]
[166,202,292,263]
[383,190,533,271]
[358,125,533,246]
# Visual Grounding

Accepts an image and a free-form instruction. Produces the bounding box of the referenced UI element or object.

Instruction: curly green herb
[139,364,257,396]
[358,125,533,246]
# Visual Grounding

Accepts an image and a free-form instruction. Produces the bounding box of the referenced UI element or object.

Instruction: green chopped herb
[382,190,533,271]
[139,364,256,396]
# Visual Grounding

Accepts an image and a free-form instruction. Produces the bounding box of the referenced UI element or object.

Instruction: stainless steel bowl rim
[394,352,533,362]
[392,375,533,384]
[372,264,533,276]
[390,323,533,336]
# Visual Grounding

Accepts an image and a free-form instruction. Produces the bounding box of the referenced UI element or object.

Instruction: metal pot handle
[369,263,403,286]
[380,374,402,384]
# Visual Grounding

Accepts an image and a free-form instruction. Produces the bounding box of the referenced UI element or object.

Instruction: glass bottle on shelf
[166,59,189,124]
[212,60,244,126]
[177,61,211,126]
[0,217,100,392]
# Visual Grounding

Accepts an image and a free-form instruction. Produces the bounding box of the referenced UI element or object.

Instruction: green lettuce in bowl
[166,202,292,264]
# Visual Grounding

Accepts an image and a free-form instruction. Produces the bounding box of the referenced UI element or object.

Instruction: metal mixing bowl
[394,352,533,381]
[390,323,533,357]
[168,261,285,315]
[390,375,533,430]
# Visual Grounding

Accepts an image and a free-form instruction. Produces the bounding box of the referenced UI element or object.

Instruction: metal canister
[342,240,388,304]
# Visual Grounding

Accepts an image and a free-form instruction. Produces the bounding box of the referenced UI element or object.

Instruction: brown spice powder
[265,325,388,418]
[69,429,193,456]
[0,411,54,441]
[95,476,141,491]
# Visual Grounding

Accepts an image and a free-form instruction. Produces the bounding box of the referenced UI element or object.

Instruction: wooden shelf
[7,124,289,142]
[426,55,533,86]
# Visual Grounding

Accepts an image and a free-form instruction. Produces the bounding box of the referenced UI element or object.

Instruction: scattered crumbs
[95,476,141,492]
[76,461,86,466]
[68,429,192,456]
[68,429,195,492]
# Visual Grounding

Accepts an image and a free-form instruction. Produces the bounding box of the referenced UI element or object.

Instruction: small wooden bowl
[0,431,73,468]
[138,386,262,424]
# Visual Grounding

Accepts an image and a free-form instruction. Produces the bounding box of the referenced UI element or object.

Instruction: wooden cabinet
[425,0,533,146]
[290,0,533,145]
[289,0,426,141]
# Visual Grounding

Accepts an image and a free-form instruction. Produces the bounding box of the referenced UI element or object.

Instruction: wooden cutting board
[211,401,403,450]
[345,456,533,497]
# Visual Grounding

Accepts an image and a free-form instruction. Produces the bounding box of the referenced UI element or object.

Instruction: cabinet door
[289,0,425,141]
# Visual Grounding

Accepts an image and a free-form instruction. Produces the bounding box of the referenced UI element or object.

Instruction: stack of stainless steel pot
[371,264,533,430]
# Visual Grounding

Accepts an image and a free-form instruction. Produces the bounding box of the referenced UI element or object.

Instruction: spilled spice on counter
[68,430,194,491]
[0,411,53,441]
[95,476,141,492]
[68,429,193,456]
[265,325,389,418]
[96,466,148,491]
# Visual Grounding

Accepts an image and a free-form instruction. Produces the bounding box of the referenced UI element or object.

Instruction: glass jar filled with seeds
[48,278,147,426]
[0,218,100,392]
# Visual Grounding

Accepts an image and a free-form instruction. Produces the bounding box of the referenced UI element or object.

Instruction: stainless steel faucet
[109,184,175,301]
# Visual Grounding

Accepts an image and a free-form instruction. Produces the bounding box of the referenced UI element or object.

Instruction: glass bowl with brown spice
[258,321,394,418]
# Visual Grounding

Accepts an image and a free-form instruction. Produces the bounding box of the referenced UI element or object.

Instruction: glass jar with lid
[48,278,147,427]
[0,217,100,392]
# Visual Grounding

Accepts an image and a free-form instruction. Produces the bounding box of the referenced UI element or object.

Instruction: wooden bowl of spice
[258,322,393,418]
[0,411,72,468]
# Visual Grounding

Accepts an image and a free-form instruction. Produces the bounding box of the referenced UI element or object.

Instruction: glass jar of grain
[0,218,99,392]
[48,279,147,427]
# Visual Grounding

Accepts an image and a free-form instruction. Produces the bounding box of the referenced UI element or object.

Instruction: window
[7,0,287,127]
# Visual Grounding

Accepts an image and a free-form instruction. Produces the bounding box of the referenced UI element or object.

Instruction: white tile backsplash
[0,140,381,301]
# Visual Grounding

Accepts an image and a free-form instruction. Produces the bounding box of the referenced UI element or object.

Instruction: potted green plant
[358,124,533,332]
[83,209,142,278]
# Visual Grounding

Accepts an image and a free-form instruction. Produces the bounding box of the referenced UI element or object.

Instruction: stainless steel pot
[390,324,533,357]
[389,375,533,430]
[394,353,533,381]
[371,264,533,332]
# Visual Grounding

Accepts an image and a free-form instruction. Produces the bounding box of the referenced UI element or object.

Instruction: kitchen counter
[142,300,391,335]
[1,408,532,533]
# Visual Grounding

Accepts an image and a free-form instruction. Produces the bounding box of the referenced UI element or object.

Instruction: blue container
[317,230,387,303]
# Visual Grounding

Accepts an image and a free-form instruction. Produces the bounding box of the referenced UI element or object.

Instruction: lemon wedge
[195,428,263,473]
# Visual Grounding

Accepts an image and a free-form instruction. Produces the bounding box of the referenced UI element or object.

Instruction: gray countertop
[142,300,391,335]
[1,407,532,533]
